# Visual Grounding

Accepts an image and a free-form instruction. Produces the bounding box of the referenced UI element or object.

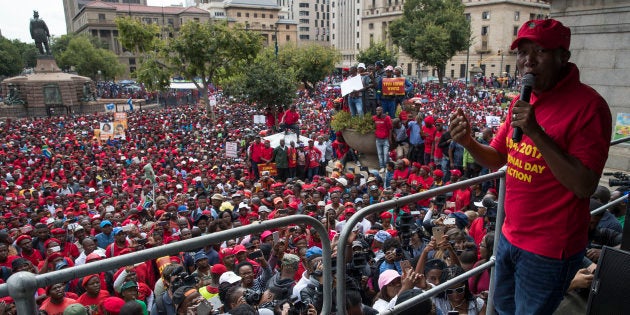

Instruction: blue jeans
[380,99,396,118]
[348,96,363,116]
[493,233,583,315]
[375,138,390,169]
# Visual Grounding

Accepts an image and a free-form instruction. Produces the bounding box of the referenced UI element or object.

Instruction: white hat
[88,188,96,193]
[336,178,348,186]
[357,63,366,69]
[219,271,242,284]
[258,205,271,213]
[238,202,250,210]
[473,201,485,208]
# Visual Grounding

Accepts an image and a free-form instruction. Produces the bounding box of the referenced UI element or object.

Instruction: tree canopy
[389,0,470,83]
[222,47,297,110]
[56,35,125,80]
[357,41,398,68]
[116,18,263,113]
[0,37,25,77]
[278,44,340,91]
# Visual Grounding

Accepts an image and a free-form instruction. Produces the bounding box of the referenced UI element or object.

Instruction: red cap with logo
[510,19,571,50]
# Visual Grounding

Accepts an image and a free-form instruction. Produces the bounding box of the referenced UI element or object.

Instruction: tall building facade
[356,0,549,80]
[288,0,331,46]
[63,0,148,33]
[330,0,361,67]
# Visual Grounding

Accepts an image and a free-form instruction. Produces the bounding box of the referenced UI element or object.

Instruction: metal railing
[1,215,333,315]
[336,169,508,314]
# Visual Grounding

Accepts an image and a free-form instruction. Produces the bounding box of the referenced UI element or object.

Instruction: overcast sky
[0,0,184,43]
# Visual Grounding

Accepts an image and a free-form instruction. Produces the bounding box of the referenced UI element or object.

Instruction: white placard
[209,95,217,107]
[486,115,501,127]
[340,75,364,97]
[253,115,266,124]
[225,141,238,158]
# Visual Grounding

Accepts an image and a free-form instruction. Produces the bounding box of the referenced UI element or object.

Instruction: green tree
[57,36,125,79]
[168,21,262,112]
[278,44,340,91]
[116,19,263,114]
[11,40,37,69]
[389,0,470,83]
[0,37,25,77]
[222,47,297,111]
[357,41,398,67]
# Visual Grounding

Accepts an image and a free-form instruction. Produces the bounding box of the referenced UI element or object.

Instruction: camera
[433,192,453,209]
[243,289,261,305]
[606,172,630,187]
[171,272,199,292]
[289,300,310,315]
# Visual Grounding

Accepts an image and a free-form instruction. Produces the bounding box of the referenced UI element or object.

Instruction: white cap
[238,202,250,210]
[219,271,242,284]
[336,178,348,186]
[357,63,366,69]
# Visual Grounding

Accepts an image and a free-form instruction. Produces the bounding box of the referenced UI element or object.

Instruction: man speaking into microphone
[450,19,611,314]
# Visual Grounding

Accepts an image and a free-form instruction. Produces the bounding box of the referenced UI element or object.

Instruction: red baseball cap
[510,19,571,51]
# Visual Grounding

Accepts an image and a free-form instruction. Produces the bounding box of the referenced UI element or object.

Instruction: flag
[42,145,52,159]
[127,97,134,112]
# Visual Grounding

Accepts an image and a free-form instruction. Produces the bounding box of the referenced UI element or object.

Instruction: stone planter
[342,129,379,170]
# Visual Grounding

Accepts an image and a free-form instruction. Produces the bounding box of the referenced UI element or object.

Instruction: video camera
[433,192,453,209]
[482,197,498,231]
[605,172,630,187]
[243,288,261,306]
[396,212,417,248]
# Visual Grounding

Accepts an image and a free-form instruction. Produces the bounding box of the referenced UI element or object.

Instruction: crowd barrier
[0,216,333,315]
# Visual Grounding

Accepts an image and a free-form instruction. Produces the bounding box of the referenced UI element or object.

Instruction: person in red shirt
[450,19,612,313]
[0,243,17,269]
[50,228,80,260]
[422,116,436,164]
[287,141,298,178]
[39,282,78,315]
[305,139,322,181]
[259,140,274,164]
[77,274,110,314]
[16,235,42,267]
[373,106,393,172]
[248,136,264,180]
[280,105,300,135]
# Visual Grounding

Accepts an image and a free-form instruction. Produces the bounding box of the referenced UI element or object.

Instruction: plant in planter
[331,111,378,168]
[331,111,375,134]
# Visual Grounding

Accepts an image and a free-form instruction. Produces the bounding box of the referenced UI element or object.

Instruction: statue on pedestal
[30,11,51,55]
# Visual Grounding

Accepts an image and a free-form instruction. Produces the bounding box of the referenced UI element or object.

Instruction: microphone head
[522,73,536,87]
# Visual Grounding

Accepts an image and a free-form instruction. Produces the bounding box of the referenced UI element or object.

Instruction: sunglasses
[445,285,466,295]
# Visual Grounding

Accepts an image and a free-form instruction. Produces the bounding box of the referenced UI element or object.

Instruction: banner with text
[381,77,406,96]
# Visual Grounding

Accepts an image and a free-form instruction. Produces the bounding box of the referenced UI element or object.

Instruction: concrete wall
[551,0,630,170]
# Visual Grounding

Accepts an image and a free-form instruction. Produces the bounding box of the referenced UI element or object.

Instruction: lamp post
[273,25,279,58]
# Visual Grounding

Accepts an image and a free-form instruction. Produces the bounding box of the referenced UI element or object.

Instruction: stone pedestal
[342,129,379,170]
[35,55,61,73]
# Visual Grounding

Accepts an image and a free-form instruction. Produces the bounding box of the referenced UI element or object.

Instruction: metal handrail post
[590,195,628,216]
[378,259,496,314]
[7,272,38,315]
[4,215,333,315]
[336,170,505,312]
[487,165,507,315]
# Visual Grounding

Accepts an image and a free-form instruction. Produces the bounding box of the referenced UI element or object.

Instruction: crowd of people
[0,22,622,314]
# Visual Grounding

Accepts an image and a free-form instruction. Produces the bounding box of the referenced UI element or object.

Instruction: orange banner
[258,163,278,176]
[382,77,406,96]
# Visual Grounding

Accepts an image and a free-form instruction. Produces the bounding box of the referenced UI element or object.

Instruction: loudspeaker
[586,246,630,315]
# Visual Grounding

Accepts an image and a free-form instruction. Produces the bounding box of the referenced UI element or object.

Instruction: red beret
[345,173,355,180]
[102,297,126,313]
[44,238,61,249]
[379,212,392,219]
[82,274,100,288]
[450,169,462,177]
[15,235,32,245]
[420,165,431,174]
[211,263,228,275]
[51,228,66,235]
[412,162,421,169]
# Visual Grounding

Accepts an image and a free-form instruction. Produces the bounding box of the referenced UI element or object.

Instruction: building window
[246,13,249,18]
[98,14,106,21]
[300,11,309,16]
[513,26,518,36]
[129,58,136,65]
[254,13,257,18]
[300,3,309,7]
[529,13,536,20]
[213,12,224,17]
[194,18,199,22]
[168,18,174,25]
[357,31,359,38]
[481,26,488,36]
[465,13,470,21]
[368,23,374,30]
[286,35,290,41]
[262,14,266,18]
[300,19,309,24]
[514,11,520,21]
[370,33,374,41]
[237,12,241,17]
[300,34,310,40]
[270,14,274,19]
[482,11,490,20]
[300,26,309,32]
[286,24,289,30]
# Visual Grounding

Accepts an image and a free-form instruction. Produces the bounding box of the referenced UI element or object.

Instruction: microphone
[512,73,535,143]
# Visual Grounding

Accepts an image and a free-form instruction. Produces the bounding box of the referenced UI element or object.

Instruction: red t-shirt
[306,147,322,168]
[393,168,410,181]
[422,126,436,153]
[490,63,611,259]
[40,298,78,315]
[21,250,43,267]
[433,130,444,159]
[282,110,300,125]
[373,115,392,139]
[78,290,110,314]
[287,147,297,168]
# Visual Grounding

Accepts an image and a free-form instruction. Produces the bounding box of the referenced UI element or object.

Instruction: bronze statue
[30,11,51,55]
